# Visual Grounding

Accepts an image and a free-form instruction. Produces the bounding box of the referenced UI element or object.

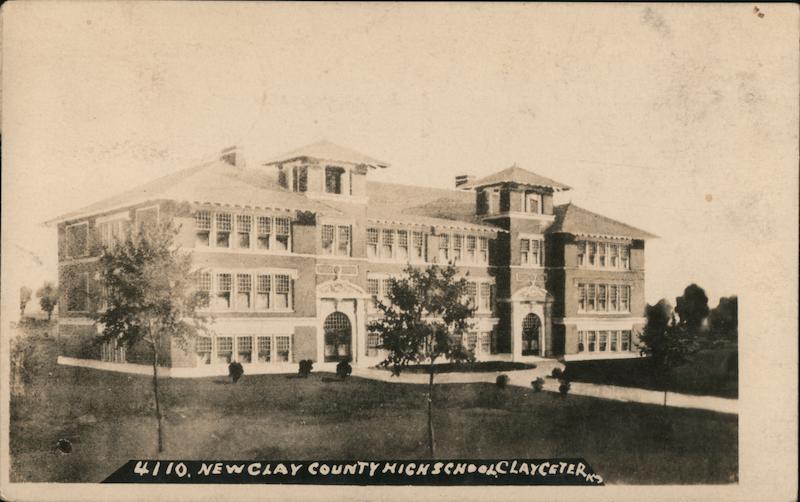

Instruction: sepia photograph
[1,3,797,501]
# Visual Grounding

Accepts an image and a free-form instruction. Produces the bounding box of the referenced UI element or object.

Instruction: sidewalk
[352,367,738,415]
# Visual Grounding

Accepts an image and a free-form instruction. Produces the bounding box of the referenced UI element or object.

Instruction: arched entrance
[323,311,352,362]
[522,313,541,356]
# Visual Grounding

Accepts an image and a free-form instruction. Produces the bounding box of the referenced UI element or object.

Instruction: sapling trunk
[151,338,164,453]
[427,364,436,458]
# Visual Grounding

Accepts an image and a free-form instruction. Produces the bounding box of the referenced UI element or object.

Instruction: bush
[228,361,244,383]
[298,359,313,377]
[531,377,545,392]
[558,379,571,397]
[551,367,564,379]
[336,358,352,379]
[495,374,509,388]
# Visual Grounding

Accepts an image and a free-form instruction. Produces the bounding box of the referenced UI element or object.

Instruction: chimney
[220,146,245,168]
[455,174,475,190]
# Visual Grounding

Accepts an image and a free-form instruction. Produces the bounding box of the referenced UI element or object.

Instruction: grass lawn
[563,348,738,399]
[10,332,737,484]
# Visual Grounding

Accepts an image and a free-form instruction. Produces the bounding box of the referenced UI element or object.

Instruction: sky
[2,3,797,317]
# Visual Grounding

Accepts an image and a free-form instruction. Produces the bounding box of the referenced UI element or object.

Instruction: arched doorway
[522,313,541,356]
[323,311,352,362]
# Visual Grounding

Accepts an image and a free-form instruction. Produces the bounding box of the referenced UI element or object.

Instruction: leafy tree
[674,284,710,335]
[19,286,32,319]
[37,282,59,321]
[369,264,475,458]
[708,296,738,345]
[638,299,699,406]
[93,220,208,453]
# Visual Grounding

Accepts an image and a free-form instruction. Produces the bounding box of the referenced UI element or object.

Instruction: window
[598,285,607,311]
[479,332,491,354]
[412,231,426,262]
[325,166,345,194]
[367,278,380,311]
[479,282,491,312]
[588,242,596,266]
[195,212,211,247]
[216,336,233,364]
[275,217,290,251]
[466,282,478,308]
[195,272,211,308]
[321,225,335,255]
[275,335,291,362]
[525,193,541,214]
[610,245,619,268]
[367,333,382,357]
[98,218,128,249]
[236,215,251,249]
[578,332,585,352]
[588,332,597,352]
[292,166,308,193]
[599,331,608,351]
[381,279,393,306]
[621,331,632,351]
[367,229,379,258]
[216,213,232,248]
[609,285,618,311]
[587,284,596,311]
[136,206,159,230]
[453,235,463,262]
[256,274,271,310]
[215,273,232,309]
[479,237,488,263]
[381,229,394,258]
[466,332,478,352]
[275,274,291,310]
[578,283,586,311]
[520,237,544,266]
[321,224,350,256]
[257,216,271,250]
[621,246,630,269]
[66,223,89,258]
[236,274,251,309]
[598,243,606,267]
[611,331,619,351]
[438,234,450,262]
[196,337,212,365]
[257,336,272,363]
[338,226,351,256]
[577,241,586,266]
[67,273,90,312]
[466,236,476,262]
[236,336,253,363]
[397,231,408,260]
[621,285,630,312]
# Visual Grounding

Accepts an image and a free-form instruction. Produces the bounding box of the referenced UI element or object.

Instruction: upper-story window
[437,232,488,265]
[97,217,129,249]
[577,283,631,313]
[413,231,427,261]
[321,224,351,256]
[520,236,545,267]
[66,222,90,258]
[292,166,308,193]
[199,270,294,312]
[216,213,232,248]
[576,240,631,270]
[367,228,427,262]
[479,237,488,262]
[325,166,345,194]
[66,272,90,312]
[196,210,291,253]
[438,234,450,262]
[465,280,494,313]
[367,275,396,312]
[524,193,542,214]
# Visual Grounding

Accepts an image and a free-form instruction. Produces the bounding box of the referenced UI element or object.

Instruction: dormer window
[325,166,345,194]
[525,193,541,214]
[292,166,308,193]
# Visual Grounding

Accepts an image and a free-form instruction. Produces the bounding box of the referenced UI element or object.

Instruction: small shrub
[558,379,571,398]
[531,377,545,392]
[228,361,244,383]
[551,367,564,379]
[298,359,313,377]
[336,358,352,379]
[495,374,509,388]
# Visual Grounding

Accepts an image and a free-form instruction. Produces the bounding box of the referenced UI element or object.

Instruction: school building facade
[50,141,655,374]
